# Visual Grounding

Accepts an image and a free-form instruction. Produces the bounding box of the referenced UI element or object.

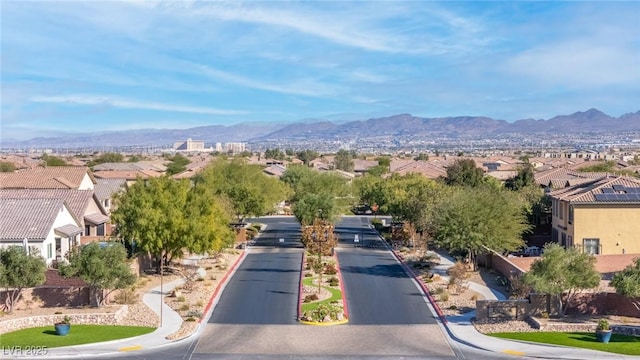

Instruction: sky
[1,1,639,141]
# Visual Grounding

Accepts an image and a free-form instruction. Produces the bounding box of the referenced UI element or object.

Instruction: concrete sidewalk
[430,252,639,360]
[9,251,248,359]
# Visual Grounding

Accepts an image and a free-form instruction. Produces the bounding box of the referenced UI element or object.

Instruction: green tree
[610,257,640,310]
[445,158,484,187]
[0,247,46,313]
[433,186,529,269]
[265,148,286,160]
[198,158,289,221]
[59,242,135,307]
[334,149,354,172]
[523,243,601,317]
[112,176,234,273]
[41,154,67,166]
[166,153,191,175]
[87,152,124,167]
[295,150,319,166]
[0,161,16,172]
[414,153,429,161]
[505,162,535,191]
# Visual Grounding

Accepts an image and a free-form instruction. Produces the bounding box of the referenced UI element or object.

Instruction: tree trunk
[557,295,565,317]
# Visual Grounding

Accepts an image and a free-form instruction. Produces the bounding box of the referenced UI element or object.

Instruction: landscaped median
[298,252,349,325]
[0,324,155,348]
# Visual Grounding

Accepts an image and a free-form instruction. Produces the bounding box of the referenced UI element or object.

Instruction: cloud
[31,95,247,116]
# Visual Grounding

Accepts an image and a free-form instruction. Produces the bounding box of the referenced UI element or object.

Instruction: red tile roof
[0,166,93,189]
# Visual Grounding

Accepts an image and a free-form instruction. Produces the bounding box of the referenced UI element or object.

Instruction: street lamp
[311,227,330,293]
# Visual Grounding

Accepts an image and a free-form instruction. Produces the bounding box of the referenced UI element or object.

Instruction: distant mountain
[2,109,639,149]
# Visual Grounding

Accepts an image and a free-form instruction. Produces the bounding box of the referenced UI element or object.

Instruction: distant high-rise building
[173,138,206,152]
[225,142,247,153]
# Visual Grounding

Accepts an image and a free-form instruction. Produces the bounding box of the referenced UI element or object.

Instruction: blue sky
[1,1,639,141]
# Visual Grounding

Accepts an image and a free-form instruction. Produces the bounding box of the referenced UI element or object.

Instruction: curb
[200,250,247,324]
[297,251,349,326]
[390,248,448,325]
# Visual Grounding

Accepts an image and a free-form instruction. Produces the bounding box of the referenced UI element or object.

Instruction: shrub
[205,266,213,270]
[324,264,337,275]
[597,318,610,331]
[196,300,204,307]
[185,317,196,322]
[439,291,449,302]
[328,277,339,286]
[180,304,190,312]
[434,287,446,295]
[304,294,319,303]
[304,273,312,277]
[448,305,457,310]
[54,311,63,315]
[177,296,186,302]
[114,286,138,304]
[186,309,203,318]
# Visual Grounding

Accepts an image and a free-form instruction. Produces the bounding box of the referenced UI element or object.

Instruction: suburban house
[94,178,127,214]
[0,189,111,243]
[0,198,82,266]
[548,175,640,255]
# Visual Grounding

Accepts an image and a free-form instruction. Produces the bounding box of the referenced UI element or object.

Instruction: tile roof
[390,160,447,179]
[0,189,97,222]
[94,178,126,200]
[55,224,83,237]
[0,198,65,241]
[534,167,607,188]
[92,161,167,172]
[92,169,163,180]
[549,176,640,203]
[0,166,93,189]
[84,213,110,225]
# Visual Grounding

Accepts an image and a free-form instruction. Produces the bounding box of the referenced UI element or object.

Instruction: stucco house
[0,166,96,190]
[0,198,82,266]
[548,175,640,255]
[0,189,110,243]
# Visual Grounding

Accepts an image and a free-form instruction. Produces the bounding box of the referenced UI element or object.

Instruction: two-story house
[549,176,640,255]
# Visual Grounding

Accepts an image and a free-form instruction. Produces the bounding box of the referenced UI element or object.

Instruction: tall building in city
[173,138,206,152]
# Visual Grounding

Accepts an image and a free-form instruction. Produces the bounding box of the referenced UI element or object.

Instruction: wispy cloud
[31,95,247,116]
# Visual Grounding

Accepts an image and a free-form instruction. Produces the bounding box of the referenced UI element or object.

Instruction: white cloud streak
[31,95,247,116]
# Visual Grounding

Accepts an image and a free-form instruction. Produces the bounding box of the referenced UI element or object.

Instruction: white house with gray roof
[0,198,82,266]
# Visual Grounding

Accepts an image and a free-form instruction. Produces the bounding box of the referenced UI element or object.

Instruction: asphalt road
[335,217,437,325]
[208,218,303,324]
[108,216,512,360]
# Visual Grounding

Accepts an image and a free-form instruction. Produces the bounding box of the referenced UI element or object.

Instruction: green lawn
[301,276,342,312]
[1,325,156,348]
[490,332,640,356]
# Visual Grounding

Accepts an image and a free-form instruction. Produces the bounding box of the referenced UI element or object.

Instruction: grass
[1,325,156,348]
[490,332,640,356]
[301,276,342,312]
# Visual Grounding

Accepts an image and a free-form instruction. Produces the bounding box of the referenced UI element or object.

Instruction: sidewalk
[429,252,639,360]
[12,251,248,359]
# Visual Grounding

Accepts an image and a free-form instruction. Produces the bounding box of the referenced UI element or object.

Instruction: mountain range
[3,108,639,149]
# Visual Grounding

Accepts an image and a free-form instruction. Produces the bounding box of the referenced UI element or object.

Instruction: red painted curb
[334,253,349,319]
[392,249,447,325]
[200,250,247,323]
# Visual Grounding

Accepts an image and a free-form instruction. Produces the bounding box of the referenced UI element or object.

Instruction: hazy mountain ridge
[3,109,639,149]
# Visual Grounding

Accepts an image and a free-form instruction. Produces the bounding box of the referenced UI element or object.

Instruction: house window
[85,225,91,236]
[97,223,105,237]
[47,243,53,259]
[104,199,110,208]
[55,237,61,255]
[552,228,559,243]
[568,205,574,224]
[584,238,600,255]
[561,233,567,247]
[559,202,563,220]
[567,235,573,248]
